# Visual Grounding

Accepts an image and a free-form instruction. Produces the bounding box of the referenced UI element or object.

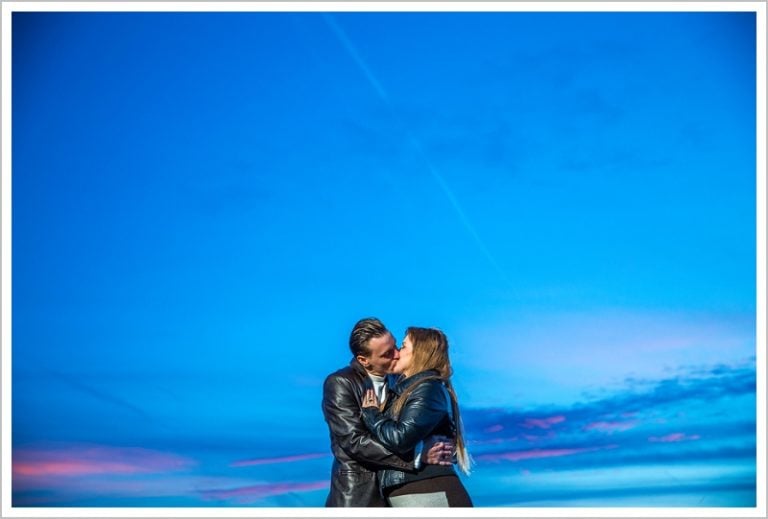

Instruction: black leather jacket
[361,369,457,492]
[322,360,413,507]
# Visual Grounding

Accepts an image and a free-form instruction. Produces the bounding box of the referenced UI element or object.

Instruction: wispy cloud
[464,360,755,440]
[649,433,701,443]
[13,444,195,477]
[230,453,330,467]
[522,415,566,429]
[198,481,329,504]
[583,420,639,433]
[476,444,618,463]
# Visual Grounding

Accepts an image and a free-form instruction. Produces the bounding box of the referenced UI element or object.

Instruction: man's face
[357,332,400,376]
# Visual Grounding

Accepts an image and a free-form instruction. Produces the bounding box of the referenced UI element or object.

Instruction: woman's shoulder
[405,373,447,399]
[415,376,444,389]
[403,378,450,417]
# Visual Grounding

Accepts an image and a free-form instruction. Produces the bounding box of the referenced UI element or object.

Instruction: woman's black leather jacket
[361,369,457,491]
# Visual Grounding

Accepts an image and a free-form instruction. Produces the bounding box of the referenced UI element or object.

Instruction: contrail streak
[406,134,513,286]
[322,14,513,288]
[322,14,391,105]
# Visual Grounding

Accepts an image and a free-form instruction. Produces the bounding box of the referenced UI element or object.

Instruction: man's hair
[349,317,389,357]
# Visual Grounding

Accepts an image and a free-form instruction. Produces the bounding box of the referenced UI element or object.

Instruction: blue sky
[10,10,758,507]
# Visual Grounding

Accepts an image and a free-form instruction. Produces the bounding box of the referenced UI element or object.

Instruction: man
[322,317,453,507]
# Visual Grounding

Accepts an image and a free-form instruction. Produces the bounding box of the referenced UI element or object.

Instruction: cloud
[464,360,755,441]
[649,433,701,443]
[583,420,639,433]
[476,444,618,463]
[522,415,566,429]
[198,481,329,504]
[610,363,756,412]
[461,360,756,474]
[230,453,330,467]
[13,444,195,477]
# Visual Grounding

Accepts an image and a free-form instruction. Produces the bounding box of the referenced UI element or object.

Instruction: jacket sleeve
[361,380,447,455]
[322,373,413,470]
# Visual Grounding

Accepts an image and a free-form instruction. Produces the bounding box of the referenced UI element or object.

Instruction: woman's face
[393,334,414,375]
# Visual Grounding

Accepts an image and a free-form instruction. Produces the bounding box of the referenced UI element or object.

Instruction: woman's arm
[361,380,448,455]
[322,373,413,470]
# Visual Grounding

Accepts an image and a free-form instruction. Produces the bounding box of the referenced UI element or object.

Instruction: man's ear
[356,355,370,370]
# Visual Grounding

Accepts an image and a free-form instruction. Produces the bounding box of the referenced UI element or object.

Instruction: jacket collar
[349,358,368,377]
[351,359,400,396]
[393,369,441,395]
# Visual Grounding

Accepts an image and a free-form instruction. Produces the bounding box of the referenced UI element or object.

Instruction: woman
[361,326,473,507]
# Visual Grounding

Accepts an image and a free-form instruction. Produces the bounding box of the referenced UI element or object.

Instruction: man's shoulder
[325,363,355,379]
[324,363,365,387]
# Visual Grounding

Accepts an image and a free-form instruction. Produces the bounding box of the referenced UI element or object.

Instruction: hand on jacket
[362,389,380,409]
[423,435,455,466]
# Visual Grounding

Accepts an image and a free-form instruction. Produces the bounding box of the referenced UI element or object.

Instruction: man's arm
[322,374,412,470]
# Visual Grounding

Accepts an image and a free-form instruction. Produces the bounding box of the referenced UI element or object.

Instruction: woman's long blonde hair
[391,327,472,475]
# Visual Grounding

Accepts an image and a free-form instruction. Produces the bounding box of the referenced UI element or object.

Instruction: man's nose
[393,349,400,360]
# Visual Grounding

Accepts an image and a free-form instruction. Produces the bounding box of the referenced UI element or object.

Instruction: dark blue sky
[10,9,758,507]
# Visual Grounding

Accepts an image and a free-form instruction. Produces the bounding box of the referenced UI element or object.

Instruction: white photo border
[1,1,765,518]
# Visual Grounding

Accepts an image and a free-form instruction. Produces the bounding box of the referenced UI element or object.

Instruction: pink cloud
[522,415,565,429]
[199,481,329,504]
[583,420,638,433]
[648,433,701,443]
[13,445,194,477]
[468,436,518,446]
[15,460,152,477]
[230,453,330,467]
[484,424,504,433]
[475,444,617,463]
[522,431,557,443]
